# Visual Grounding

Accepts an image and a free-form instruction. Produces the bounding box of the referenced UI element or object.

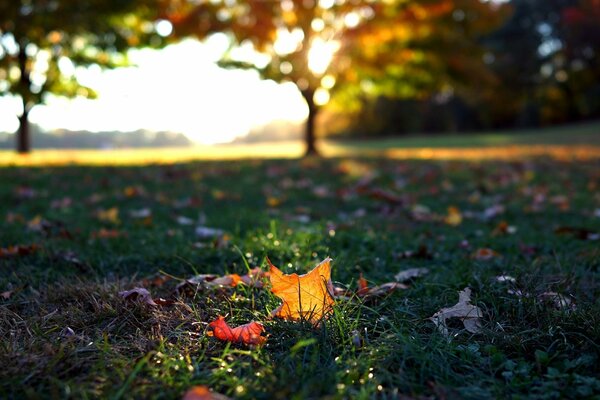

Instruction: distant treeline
[0,128,191,149]
[324,0,600,138]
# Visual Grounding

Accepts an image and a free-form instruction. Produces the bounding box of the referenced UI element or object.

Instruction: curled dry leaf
[182,385,232,400]
[268,257,335,324]
[357,273,369,296]
[539,292,576,311]
[176,268,269,295]
[394,268,429,282]
[119,287,157,306]
[430,287,483,336]
[208,316,266,346]
[360,282,408,298]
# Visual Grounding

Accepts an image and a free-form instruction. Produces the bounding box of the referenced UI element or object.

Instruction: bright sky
[0,38,308,144]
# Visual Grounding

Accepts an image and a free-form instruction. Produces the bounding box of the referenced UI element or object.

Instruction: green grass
[334,120,600,149]
[1,155,600,399]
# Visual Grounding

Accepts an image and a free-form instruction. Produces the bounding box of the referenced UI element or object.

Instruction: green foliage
[0,0,168,112]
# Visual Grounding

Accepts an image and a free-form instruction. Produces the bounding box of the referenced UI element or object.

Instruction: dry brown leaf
[0,244,39,259]
[208,316,266,346]
[394,268,429,282]
[118,287,157,306]
[360,282,408,298]
[430,287,483,336]
[268,257,335,324]
[539,291,576,311]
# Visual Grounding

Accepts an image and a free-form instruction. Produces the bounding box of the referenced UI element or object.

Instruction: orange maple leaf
[268,257,335,324]
[208,316,266,345]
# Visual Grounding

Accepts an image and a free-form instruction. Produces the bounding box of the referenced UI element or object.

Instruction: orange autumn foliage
[208,316,266,346]
[268,257,335,324]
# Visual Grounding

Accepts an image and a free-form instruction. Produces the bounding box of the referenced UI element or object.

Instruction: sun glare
[308,38,340,76]
[0,40,308,144]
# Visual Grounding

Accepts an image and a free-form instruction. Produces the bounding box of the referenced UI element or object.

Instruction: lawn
[1,153,600,399]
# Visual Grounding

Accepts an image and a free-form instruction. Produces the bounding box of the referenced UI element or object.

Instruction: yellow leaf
[444,206,462,226]
[268,257,335,324]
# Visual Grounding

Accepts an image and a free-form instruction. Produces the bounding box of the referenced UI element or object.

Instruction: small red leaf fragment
[182,385,231,400]
[208,316,266,345]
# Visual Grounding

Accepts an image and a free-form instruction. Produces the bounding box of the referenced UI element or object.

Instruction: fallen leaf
[91,228,125,239]
[182,385,231,400]
[53,251,87,271]
[50,196,72,210]
[268,257,335,324]
[124,185,146,197]
[176,216,195,225]
[395,245,433,260]
[0,244,39,259]
[359,281,408,298]
[364,188,406,205]
[5,212,24,224]
[1,285,26,300]
[195,226,225,239]
[239,267,269,288]
[482,204,505,220]
[539,292,576,311]
[208,316,266,345]
[15,186,37,199]
[130,208,152,218]
[554,226,599,241]
[357,273,369,296]
[266,196,282,207]
[472,248,501,260]
[410,204,438,222]
[176,268,268,295]
[492,221,517,236]
[394,268,429,282]
[96,207,119,224]
[495,275,516,283]
[430,287,483,336]
[27,215,48,231]
[119,287,157,306]
[444,206,462,226]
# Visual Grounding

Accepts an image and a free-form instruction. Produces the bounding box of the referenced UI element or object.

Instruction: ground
[1,144,600,398]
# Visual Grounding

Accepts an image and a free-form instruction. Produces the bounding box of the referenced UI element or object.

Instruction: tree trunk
[301,89,319,157]
[17,43,32,154]
[17,109,30,154]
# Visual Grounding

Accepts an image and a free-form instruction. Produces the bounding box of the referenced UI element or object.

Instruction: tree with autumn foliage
[162,0,508,155]
[0,0,169,153]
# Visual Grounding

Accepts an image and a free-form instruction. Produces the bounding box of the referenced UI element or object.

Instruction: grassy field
[1,150,600,398]
[336,121,600,149]
[1,121,599,166]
